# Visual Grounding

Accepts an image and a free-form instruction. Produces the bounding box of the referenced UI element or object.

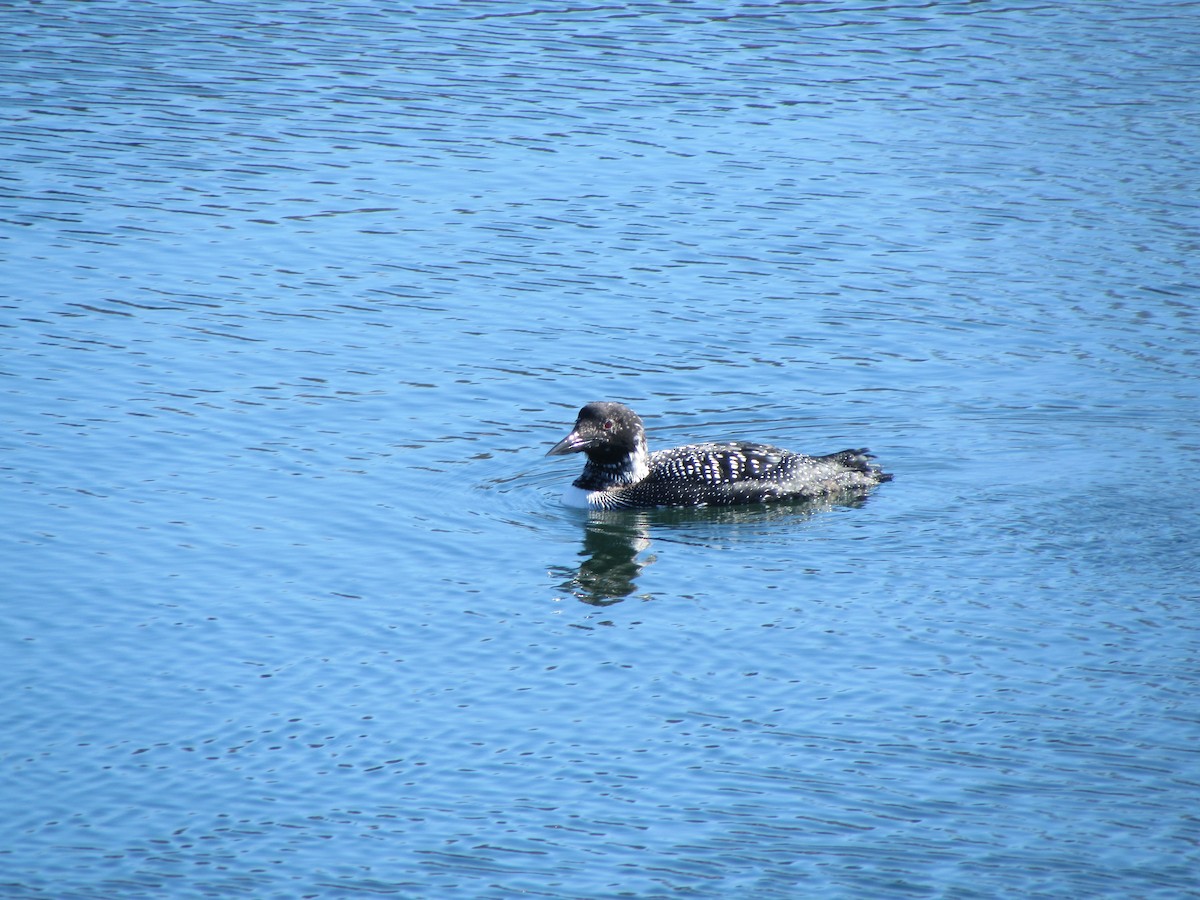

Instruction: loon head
[546,401,650,487]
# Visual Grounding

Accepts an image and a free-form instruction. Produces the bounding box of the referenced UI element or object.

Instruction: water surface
[3,1,1199,898]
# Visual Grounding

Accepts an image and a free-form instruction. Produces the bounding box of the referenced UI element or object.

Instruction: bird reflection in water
[551,494,874,606]
[550,516,653,606]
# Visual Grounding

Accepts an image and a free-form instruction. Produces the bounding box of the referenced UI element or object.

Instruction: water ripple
[4,1,1199,897]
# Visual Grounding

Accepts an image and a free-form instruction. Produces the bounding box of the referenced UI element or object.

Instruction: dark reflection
[550,516,654,606]
[638,493,871,530]
[552,492,876,605]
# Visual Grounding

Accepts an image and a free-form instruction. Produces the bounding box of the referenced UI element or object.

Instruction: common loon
[546,401,892,510]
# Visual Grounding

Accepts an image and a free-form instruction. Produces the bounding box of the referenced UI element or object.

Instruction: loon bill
[546,401,891,510]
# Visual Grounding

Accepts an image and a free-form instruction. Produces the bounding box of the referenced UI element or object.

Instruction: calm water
[3,1,1199,897]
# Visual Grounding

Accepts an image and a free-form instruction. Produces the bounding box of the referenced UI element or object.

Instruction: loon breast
[562,484,606,509]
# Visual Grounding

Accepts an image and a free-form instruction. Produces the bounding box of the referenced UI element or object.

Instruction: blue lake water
[3,1,1199,897]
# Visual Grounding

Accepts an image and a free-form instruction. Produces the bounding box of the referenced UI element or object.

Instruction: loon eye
[603,419,614,430]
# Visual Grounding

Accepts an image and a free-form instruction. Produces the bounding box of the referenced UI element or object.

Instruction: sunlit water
[3,1,1199,898]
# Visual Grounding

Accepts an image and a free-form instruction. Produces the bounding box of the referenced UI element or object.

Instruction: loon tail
[824,448,893,482]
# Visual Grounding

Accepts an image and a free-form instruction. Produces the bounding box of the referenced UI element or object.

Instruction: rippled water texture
[3,1,1199,898]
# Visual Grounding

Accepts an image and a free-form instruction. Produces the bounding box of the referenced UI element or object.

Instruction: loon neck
[573,443,649,491]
